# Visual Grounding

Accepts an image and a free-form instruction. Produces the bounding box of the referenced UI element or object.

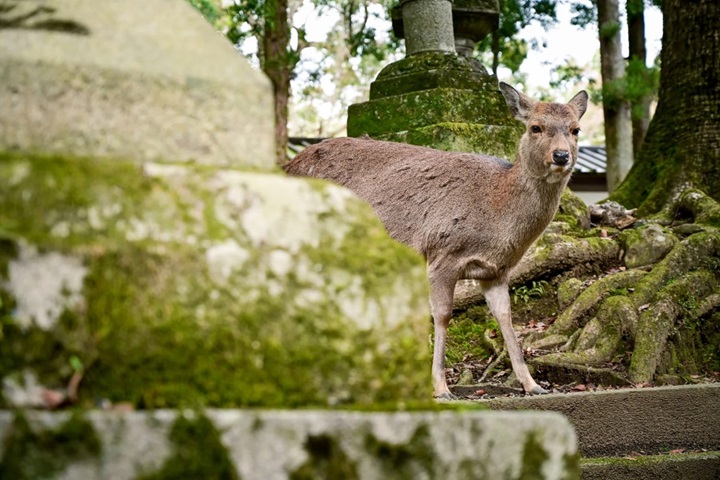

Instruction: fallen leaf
[41,389,66,409]
[669,449,685,454]
[571,384,587,392]
[474,389,486,396]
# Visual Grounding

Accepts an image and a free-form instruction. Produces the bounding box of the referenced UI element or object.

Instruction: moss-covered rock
[557,189,591,231]
[619,224,677,269]
[347,87,521,159]
[0,151,430,408]
[0,0,274,169]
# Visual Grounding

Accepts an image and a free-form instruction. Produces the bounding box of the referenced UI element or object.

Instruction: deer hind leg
[428,266,458,400]
[482,280,548,394]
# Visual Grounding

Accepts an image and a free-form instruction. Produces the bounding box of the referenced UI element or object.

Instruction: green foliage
[187,0,224,24]
[475,0,560,75]
[513,280,549,304]
[599,19,621,40]
[446,308,497,365]
[570,1,596,28]
[592,58,659,113]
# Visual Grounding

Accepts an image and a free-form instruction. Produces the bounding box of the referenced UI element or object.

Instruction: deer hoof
[528,385,549,395]
[434,391,458,401]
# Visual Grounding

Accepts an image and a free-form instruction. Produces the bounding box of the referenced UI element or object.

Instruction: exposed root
[547,269,646,336]
[675,189,720,227]
[629,270,719,384]
[533,231,720,385]
[631,232,720,307]
[479,350,508,382]
[454,233,621,309]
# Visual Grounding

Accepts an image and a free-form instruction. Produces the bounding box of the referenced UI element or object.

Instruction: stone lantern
[347,0,523,159]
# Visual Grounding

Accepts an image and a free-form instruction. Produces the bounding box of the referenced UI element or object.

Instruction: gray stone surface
[0,409,580,479]
[482,384,720,458]
[400,0,456,55]
[0,0,274,169]
[0,155,431,407]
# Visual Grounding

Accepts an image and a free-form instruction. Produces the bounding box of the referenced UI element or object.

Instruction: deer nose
[552,150,570,166]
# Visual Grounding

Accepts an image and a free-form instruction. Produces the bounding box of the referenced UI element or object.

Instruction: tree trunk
[262,0,291,166]
[597,0,634,193]
[610,0,720,216]
[626,0,651,156]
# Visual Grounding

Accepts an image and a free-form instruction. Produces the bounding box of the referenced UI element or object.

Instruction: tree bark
[262,0,291,166]
[611,0,720,215]
[626,0,651,156]
[597,0,634,192]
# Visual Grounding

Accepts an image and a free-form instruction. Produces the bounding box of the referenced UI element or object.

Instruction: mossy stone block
[348,88,515,138]
[369,52,494,100]
[0,0,274,169]
[0,151,430,408]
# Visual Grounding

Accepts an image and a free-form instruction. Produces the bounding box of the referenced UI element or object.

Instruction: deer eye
[531,125,542,134]
[572,128,581,136]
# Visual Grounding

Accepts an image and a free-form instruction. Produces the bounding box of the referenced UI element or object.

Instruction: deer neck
[504,155,568,223]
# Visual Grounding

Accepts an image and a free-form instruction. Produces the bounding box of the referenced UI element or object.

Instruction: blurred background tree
[188,0,399,163]
[188,0,662,171]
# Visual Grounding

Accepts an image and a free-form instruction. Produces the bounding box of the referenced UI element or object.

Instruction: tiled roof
[288,138,608,174]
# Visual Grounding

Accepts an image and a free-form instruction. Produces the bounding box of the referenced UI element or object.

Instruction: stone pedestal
[0,0,274,169]
[348,0,521,159]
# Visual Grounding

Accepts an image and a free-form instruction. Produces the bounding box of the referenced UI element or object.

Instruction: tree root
[533,231,720,384]
[629,270,719,384]
[675,189,720,228]
[479,350,508,382]
[546,269,646,337]
[454,232,621,309]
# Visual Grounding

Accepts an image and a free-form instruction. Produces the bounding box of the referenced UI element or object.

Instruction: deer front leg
[428,267,458,400]
[482,280,548,394]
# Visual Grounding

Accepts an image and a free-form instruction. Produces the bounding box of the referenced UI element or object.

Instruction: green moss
[290,434,359,480]
[563,451,581,480]
[446,305,496,366]
[0,411,101,479]
[364,424,434,479]
[380,122,522,159]
[519,431,550,480]
[557,189,591,231]
[137,413,238,480]
[0,150,431,408]
[369,52,495,100]
[0,151,153,250]
[347,88,515,139]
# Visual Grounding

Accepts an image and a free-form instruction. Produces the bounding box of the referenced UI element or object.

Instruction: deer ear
[499,82,535,123]
[568,90,589,120]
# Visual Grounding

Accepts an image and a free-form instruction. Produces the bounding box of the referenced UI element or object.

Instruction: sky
[513,2,663,93]
[288,0,664,86]
[279,0,664,135]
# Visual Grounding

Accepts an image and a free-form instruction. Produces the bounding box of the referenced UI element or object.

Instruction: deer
[284,83,588,399]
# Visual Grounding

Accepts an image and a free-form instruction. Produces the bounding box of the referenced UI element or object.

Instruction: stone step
[479,383,720,458]
[0,409,579,480]
[581,451,720,480]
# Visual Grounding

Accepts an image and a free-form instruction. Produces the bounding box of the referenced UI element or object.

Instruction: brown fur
[284,83,588,398]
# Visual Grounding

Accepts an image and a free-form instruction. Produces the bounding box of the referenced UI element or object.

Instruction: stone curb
[0,409,579,480]
[581,451,720,480]
[479,383,720,457]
